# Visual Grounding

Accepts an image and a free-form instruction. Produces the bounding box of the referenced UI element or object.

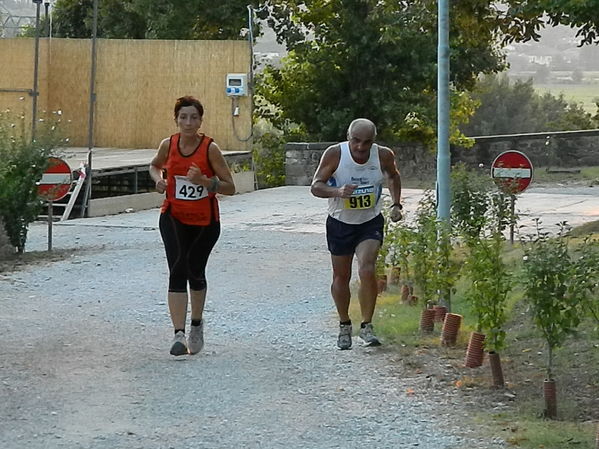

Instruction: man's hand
[390,204,403,222]
[338,184,358,198]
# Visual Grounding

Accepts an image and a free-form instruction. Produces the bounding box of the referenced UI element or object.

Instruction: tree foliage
[461,74,598,136]
[51,0,261,40]
[502,0,599,46]
[258,0,599,142]
[520,222,596,379]
[258,0,507,143]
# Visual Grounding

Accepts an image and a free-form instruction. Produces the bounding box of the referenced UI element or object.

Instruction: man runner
[311,118,403,349]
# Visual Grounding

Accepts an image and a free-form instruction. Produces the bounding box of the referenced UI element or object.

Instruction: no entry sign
[38,157,72,201]
[491,150,533,194]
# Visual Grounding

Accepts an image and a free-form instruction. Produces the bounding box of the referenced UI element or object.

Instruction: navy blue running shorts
[326,213,384,256]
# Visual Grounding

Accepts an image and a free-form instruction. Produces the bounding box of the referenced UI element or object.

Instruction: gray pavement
[0,185,597,449]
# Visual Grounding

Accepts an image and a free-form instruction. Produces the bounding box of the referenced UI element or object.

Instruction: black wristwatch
[390,203,403,210]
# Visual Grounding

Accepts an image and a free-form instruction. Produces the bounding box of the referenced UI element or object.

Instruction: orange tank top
[160,133,220,225]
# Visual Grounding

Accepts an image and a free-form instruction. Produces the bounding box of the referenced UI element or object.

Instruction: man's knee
[358,264,376,279]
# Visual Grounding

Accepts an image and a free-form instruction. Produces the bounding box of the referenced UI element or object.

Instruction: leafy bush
[252,126,286,189]
[520,222,599,379]
[452,165,516,351]
[0,111,63,253]
[251,98,308,189]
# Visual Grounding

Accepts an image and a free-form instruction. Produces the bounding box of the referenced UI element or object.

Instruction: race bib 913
[344,185,375,210]
[174,176,208,201]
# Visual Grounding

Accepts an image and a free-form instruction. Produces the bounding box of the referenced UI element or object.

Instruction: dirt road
[1,186,596,449]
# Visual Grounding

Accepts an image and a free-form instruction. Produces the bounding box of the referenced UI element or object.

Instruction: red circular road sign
[38,157,72,201]
[491,150,533,194]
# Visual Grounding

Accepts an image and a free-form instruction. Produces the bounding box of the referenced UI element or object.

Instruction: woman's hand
[187,163,209,186]
[156,178,167,194]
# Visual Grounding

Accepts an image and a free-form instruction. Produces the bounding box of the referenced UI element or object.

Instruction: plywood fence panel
[0,38,251,151]
[0,38,49,128]
[46,39,91,146]
[93,39,251,151]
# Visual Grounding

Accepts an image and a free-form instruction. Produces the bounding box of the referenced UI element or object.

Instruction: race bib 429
[174,176,208,201]
[344,185,375,210]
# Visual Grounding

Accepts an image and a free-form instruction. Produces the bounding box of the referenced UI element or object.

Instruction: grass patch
[535,83,599,114]
[490,417,596,449]
[571,220,599,237]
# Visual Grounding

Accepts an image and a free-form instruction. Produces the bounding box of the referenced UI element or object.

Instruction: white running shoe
[359,323,381,347]
[187,321,204,355]
[170,331,188,356]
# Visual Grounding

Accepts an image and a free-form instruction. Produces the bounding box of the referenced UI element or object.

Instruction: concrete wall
[88,170,255,217]
[285,130,599,185]
[0,38,252,151]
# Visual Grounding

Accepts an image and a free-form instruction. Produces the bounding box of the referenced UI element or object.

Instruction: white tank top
[327,141,384,224]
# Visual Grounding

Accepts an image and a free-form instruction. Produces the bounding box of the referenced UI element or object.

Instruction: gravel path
[0,186,529,448]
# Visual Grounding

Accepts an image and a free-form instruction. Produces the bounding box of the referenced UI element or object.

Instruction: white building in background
[528,55,552,66]
[0,0,38,37]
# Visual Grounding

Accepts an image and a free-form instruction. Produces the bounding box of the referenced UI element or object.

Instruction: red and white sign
[491,150,533,194]
[38,157,72,201]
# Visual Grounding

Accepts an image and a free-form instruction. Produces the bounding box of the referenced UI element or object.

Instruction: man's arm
[310,145,357,199]
[380,146,401,205]
[380,146,403,221]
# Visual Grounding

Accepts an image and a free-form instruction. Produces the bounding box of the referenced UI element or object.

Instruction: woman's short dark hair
[174,96,204,119]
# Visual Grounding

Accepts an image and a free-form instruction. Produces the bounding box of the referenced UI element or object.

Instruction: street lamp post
[31,0,43,141]
[84,0,99,217]
[44,1,50,37]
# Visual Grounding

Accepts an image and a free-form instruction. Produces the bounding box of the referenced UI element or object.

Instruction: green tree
[259,0,599,143]
[0,111,63,253]
[461,74,598,136]
[506,0,599,46]
[51,0,260,40]
[522,221,587,379]
[259,0,504,143]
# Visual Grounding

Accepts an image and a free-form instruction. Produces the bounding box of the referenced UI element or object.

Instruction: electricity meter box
[226,73,248,96]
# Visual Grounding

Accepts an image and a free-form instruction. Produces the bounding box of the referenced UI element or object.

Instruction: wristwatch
[390,203,403,210]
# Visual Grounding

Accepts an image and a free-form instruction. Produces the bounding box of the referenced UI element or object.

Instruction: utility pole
[83,0,99,217]
[437,0,450,222]
[436,0,451,311]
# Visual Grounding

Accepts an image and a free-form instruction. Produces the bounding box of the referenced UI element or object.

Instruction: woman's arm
[206,142,236,196]
[149,138,170,194]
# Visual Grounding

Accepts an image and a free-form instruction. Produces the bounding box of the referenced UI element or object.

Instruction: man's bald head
[347,118,377,140]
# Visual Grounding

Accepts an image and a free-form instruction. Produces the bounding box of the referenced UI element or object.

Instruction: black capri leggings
[159,210,221,293]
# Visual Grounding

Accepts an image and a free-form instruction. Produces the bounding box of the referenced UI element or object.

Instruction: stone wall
[285,129,599,185]
[285,141,433,186]
[455,129,599,168]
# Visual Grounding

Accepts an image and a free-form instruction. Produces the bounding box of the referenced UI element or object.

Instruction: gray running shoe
[170,330,188,356]
[359,323,381,347]
[337,323,353,350]
[187,321,204,355]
